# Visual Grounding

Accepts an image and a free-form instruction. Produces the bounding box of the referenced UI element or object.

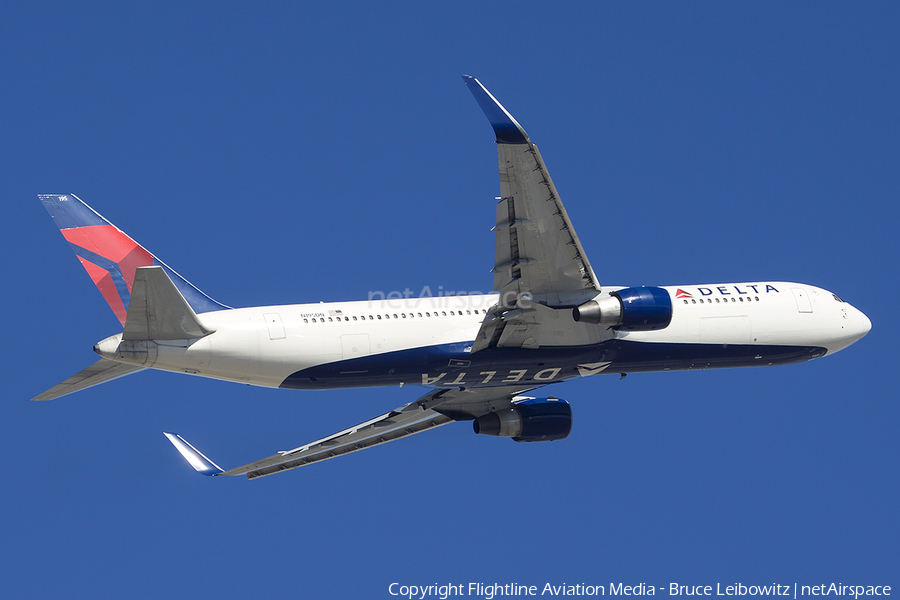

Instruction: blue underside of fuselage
[279,340,827,390]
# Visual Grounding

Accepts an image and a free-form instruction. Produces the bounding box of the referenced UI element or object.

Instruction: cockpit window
[832,294,844,303]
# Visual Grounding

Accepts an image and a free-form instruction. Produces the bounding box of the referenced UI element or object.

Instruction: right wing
[463,76,604,352]
[463,76,600,300]
[166,385,539,479]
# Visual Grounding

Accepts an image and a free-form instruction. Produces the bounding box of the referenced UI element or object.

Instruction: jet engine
[572,286,672,331]
[473,397,572,442]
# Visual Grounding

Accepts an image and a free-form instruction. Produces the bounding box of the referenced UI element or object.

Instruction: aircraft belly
[280,342,597,390]
[596,340,826,372]
[278,339,827,390]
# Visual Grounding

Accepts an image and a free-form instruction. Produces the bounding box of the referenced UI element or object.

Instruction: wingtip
[164,432,224,476]
[461,76,529,145]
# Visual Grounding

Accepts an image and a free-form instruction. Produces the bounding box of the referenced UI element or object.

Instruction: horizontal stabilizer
[123,266,214,341]
[30,358,145,401]
[163,433,223,475]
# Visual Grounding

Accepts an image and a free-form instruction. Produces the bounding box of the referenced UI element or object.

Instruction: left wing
[166,385,538,479]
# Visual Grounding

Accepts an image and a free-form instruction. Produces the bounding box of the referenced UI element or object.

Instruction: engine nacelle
[473,397,572,442]
[572,286,672,331]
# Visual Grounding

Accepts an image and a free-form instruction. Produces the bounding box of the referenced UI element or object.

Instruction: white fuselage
[94,282,871,392]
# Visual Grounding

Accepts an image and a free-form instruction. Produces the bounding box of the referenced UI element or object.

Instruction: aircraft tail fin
[39,194,229,326]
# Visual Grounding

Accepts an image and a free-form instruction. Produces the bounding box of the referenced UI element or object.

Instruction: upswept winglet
[163,433,224,476]
[39,194,229,326]
[461,75,530,144]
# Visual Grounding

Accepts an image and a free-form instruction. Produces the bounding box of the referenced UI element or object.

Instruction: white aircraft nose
[815,293,871,356]
[852,306,872,341]
[826,302,871,355]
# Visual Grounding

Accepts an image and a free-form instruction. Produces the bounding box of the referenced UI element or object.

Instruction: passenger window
[303,318,309,323]
[377,315,382,320]
[352,316,357,321]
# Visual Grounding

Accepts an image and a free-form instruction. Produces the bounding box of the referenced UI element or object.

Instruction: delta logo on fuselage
[675,284,780,299]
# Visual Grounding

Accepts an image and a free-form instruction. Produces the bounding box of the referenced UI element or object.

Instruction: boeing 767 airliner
[32,76,871,479]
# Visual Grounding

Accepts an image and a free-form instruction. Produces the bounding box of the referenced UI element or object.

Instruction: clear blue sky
[2,2,897,599]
